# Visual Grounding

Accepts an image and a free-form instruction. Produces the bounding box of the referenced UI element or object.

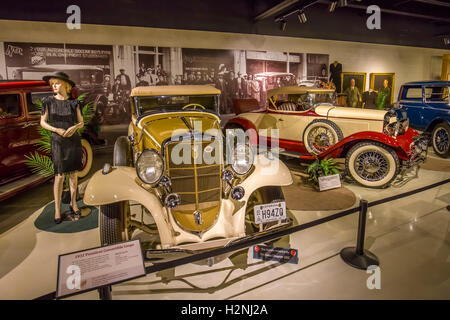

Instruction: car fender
[315,129,417,160]
[425,118,449,133]
[225,116,259,145]
[83,167,175,248]
[231,153,293,235]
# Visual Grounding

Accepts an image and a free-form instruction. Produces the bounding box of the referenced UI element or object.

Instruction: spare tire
[303,119,343,155]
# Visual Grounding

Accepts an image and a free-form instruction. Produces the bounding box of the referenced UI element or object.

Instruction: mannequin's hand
[55,128,66,137]
[63,126,78,138]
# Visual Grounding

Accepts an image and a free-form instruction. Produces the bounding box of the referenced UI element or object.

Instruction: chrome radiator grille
[164,138,222,232]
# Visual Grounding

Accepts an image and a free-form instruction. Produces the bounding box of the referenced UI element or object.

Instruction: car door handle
[278,118,284,121]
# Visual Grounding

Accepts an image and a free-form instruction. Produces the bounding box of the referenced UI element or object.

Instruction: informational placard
[253,245,298,264]
[56,240,146,299]
[318,174,341,191]
[254,201,286,224]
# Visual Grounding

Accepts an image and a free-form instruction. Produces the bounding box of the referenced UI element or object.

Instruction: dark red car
[0,80,93,201]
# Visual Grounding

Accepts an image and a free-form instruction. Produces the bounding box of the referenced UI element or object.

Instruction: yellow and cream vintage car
[83,85,293,254]
[227,86,428,188]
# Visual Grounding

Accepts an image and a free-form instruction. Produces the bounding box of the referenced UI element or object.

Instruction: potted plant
[307,158,341,191]
[24,93,94,203]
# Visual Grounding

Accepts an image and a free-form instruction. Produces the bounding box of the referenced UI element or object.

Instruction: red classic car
[0,80,93,201]
[226,86,428,188]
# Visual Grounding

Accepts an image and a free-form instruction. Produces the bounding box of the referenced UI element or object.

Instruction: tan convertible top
[131,85,221,97]
[268,86,335,97]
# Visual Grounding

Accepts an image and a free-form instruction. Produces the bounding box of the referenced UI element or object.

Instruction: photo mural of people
[1,42,329,119]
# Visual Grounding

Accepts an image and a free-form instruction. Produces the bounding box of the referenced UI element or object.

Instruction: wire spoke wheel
[354,150,390,182]
[307,126,337,153]
[346,141,399,188]
[303,119,343,155]
[434,128,449,154]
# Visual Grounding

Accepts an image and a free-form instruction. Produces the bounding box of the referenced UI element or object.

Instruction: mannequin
[330,61,342,93]
[41,72,84,224]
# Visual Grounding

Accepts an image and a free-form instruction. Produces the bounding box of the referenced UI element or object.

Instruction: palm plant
[307,158,341,185]
[24,93,94,180]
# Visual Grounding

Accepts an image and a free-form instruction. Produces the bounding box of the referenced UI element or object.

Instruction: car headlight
[136,149,164,184]
[231,144,254,175]
[384,122,398,137]
[398,118,409,135]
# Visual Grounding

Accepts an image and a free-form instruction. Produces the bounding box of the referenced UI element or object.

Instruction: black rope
[368,178,450,208]
[33,178,450,300]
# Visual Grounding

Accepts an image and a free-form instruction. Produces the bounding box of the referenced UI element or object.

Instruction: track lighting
[329,1,338,12]
[444,36,450,46]
[297,11,307,23]
[279,19,287,31]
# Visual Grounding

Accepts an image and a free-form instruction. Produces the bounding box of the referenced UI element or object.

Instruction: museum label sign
[56,240,146,299]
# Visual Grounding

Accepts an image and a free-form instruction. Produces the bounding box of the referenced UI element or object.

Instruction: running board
[0,174,51,202]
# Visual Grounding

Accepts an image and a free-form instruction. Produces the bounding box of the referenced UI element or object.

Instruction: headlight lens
[398,118,409,135]
[231,144,254,175]
[384,122,398,136]
[136,149,164,184]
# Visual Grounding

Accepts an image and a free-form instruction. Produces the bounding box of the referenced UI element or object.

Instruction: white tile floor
[0,156,449,300]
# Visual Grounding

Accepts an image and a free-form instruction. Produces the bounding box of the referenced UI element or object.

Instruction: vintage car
[396,81,450,158]
[83,85,293,253]
[0,80,93,201]
[226,86,428,188]
[14,64,110,127]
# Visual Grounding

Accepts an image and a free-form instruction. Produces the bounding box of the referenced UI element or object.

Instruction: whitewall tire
[345,141,400,188]
[77,138,93,179]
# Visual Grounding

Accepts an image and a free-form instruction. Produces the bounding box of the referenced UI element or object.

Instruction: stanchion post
[340,199,379,270]
[355,199,368,255]
[98,286,112,300]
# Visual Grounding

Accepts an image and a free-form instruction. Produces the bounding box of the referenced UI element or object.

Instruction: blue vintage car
[397,81,450,158]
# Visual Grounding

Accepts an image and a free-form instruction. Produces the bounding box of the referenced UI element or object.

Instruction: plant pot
[61,189,71,204]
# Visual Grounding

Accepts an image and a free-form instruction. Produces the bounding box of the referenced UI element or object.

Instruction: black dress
[42,96,83,175]
[330,63,342,93]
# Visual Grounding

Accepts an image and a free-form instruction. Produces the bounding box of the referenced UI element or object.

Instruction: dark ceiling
[2,0,450,49]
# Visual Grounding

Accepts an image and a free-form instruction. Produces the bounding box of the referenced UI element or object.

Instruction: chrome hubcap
[354,150,390,182]
[308,127,335,153]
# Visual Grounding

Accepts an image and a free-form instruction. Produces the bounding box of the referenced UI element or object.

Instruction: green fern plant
[307,158,341,185]
[25,94,93,178]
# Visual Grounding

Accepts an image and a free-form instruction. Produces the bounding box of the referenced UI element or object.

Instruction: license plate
[254,202,286,224]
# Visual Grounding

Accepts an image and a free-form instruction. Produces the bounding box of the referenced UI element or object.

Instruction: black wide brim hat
[42,71,75,87]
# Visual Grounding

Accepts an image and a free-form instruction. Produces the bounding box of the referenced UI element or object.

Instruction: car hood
[315,105,388,121]
[137,112,221,150]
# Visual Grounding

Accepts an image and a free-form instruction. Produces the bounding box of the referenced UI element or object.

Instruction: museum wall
[0,19,448,102]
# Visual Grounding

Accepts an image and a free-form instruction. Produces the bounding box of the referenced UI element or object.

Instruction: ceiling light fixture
[297,10,307,23]
[279,19,287,31]
[444,37,450,45]
[329,1,338,12]
[339,0,348,7]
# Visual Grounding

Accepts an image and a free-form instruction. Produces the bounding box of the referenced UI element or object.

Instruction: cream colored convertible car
[227,86,428,188]
[83,85,294,254]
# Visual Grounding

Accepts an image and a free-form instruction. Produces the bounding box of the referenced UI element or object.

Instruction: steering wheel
[182,103,206,110]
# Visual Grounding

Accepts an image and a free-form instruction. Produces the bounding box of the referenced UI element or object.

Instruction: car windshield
[136,95,219,114]
[274,92,335,108]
